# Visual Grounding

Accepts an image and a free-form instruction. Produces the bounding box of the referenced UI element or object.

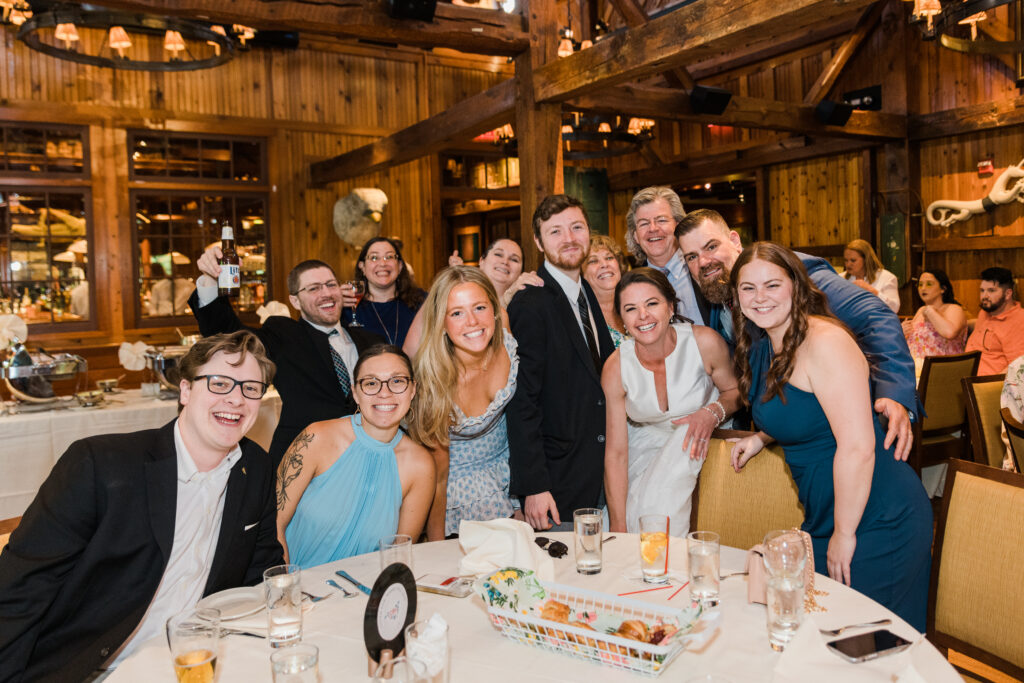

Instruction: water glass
[573,507,603,574]
[271,643,319,683]
[639,515,670,584]
[762,530,807,578]
[405,617,449,683]
[264,564,303,648]
[373,656,429,683]
[687,531,720,605]
[766,574,805,651]
[380,534,414,572]
[166,608,220,683]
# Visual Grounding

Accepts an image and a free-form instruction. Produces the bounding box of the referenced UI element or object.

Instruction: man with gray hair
[625,186,706,324]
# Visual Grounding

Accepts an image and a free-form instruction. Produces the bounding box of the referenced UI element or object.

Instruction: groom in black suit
[0,331,284,682]
[507,195,615,530]
[189,253,380,468]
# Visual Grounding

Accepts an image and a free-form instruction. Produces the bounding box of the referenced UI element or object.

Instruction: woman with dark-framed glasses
[274,344,435,568]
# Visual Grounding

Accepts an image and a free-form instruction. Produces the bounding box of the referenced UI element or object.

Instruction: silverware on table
[603,535,617,543]
[720,570,749,579]
[301,590,331,603]
[221,628,265,639]
[819,618,892,637]
[335,569,373,596]
[326,578,358,598]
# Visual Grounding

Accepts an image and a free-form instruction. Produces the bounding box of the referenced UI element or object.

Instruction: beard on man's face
[698,265,732,305]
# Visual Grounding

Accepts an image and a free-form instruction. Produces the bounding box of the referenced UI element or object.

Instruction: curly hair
[356,236,426,310]
[586,235,629,275]
[407,266,505,449]
[730,242,832,405]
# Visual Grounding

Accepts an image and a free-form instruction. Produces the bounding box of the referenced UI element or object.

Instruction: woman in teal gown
[275,345,435,568]
[728,243,932,632]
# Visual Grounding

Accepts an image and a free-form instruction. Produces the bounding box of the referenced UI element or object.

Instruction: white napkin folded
[774,620,928,683]
[256,301,290,324]
[0,314,28,347]
[118,341,150,371]
[458,519,554,581]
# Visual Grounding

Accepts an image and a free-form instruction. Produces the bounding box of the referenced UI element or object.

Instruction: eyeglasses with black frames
[356,375,412,395]
[294,280,340,296]
[193,374,268,400]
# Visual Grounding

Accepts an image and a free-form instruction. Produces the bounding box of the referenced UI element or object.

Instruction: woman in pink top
[902,269,967,358]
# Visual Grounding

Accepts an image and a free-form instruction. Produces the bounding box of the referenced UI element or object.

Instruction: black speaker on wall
[689,85,733,116]
[815,100,854,126]
[387,0,437,21]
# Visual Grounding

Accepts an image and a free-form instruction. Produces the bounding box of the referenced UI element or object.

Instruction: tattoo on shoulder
[276,430,315,511]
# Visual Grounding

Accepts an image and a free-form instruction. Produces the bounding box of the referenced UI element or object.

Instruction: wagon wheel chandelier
[910,0,1024,54]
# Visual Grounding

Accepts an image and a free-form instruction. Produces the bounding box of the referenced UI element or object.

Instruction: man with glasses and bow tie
[507,194,615,531]
[0,332,284,682]
[190,252,381,468]
[966,266,1024,374]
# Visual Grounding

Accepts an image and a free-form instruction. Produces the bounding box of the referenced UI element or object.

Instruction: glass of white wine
[166,608,221,683]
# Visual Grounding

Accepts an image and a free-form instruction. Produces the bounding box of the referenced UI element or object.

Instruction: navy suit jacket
[506,263,615,522]
[0,421,283,683]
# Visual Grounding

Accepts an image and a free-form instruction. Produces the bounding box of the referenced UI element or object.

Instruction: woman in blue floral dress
[409,266,521,539]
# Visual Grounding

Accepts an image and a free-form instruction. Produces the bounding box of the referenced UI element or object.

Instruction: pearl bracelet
[702,400,726,426]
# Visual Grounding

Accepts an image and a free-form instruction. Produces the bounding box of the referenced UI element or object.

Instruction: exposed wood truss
[91,0,528,55]
[803,1,884,105]
[909,94,1024,140]
[607,0,695,89]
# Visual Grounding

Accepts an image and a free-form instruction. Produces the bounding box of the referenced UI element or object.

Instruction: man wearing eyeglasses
[190,252,381,468]
[625,186,706,324]
[0,332,284,682]
[966,267,1024,374]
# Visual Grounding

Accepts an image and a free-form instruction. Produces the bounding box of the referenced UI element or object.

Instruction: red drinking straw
[617,585,673,597]
[668,581,691,600]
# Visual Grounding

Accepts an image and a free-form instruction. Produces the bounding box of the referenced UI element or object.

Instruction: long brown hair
[356,236,426,310]
[730,242,832,405]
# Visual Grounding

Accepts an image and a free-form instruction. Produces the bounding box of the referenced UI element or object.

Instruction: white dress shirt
[648,249,705,325]
[545,261,601,346]
[109,423,240,668]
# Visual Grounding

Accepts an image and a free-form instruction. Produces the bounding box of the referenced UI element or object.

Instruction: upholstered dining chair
[911,351,981,475]
[928,460,1024,682]
[962,374,1007,469]
[1000,407,1024,473]
[690,430,804,550]
[0,516,20,553]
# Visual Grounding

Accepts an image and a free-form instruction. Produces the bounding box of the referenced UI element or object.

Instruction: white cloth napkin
[256,301,290,324]
[0,314,28,347]
[458,519,554,581]
[774,620,928,683]
[118,341,150,371]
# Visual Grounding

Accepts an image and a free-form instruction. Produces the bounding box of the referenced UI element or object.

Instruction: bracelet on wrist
[701,404,724,427]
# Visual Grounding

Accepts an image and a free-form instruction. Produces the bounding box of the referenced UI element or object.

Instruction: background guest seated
[275,345,434,568]
[408,267,521,540]
[841,239,900,313]
[901,269,967,358]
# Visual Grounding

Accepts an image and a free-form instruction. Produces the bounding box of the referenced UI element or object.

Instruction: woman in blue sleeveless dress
[409,266,522,540]
[275,345,435,568]
[728,243,932,631]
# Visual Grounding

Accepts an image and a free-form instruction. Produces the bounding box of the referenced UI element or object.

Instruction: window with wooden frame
[0,123,93,333]
[128,132,269,327]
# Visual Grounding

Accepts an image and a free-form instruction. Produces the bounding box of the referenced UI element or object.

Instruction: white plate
[196,586,265,620]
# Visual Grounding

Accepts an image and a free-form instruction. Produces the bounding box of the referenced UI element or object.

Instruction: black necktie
[327,329,351,396]
[576,288,602,370]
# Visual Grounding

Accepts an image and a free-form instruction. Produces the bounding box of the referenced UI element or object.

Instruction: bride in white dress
[602,268,740,536]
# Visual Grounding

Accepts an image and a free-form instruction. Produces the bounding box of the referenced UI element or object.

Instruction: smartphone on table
[826,629,913,663]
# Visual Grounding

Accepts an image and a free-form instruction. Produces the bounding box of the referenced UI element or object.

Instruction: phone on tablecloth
[826,629,913,663]
[416,574,474,598]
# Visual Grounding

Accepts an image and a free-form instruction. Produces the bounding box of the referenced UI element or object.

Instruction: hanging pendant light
[914,0,941,31]
[207,25,227,56]
[232,24,255,46]
[108,26,131,58]
[163,29,185,59]
[54,23,80,50]
[959,11,986,40]
[0,2,13,23]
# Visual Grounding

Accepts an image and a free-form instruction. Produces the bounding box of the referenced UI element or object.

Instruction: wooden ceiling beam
[607,0,695,89]
[570,84,906,140]
[909,93,1024,140]
[803,1,884,105]
[309,78,516,185]
[607,135,876,190]
[532,0,875,103]
[90,0,528,55]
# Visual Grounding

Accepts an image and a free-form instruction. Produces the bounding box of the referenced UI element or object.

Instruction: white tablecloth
[109,533,960,682]
[0,389,281,519]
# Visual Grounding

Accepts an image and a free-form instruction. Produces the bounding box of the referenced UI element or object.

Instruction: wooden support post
[515,0,563,272]
[755,166,770,242]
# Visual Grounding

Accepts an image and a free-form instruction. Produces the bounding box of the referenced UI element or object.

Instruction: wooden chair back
[919,351,981,434]
[928,460,1024,680]
[1000,407,1024,473]
[962,374,1007,469]
[690,430,804,550]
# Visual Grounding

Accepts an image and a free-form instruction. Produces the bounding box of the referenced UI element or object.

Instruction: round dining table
[108,532,961,682]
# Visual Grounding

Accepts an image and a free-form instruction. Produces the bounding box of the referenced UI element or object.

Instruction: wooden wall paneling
[767,151,863,251]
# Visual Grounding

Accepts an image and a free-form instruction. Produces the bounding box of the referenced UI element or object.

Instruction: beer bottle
[218,225,240,298]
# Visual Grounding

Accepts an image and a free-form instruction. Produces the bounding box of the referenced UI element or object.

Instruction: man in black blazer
[189,253,380,468]
[0,332,284,682]
[507,195,615,530]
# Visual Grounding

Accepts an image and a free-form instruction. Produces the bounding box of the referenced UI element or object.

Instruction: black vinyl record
[363,563,417,662]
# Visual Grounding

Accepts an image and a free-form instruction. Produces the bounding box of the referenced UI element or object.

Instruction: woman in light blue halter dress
[275,345,435,568]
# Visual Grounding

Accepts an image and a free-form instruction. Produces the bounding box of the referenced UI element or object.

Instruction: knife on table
[335,569,372,595]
